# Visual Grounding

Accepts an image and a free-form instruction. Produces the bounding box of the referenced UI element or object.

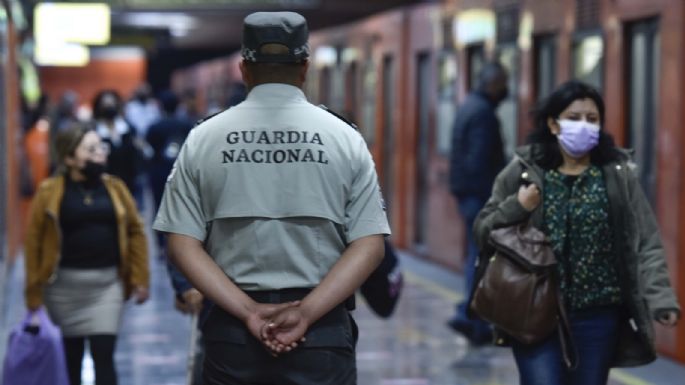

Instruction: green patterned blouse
[542,165,622,310]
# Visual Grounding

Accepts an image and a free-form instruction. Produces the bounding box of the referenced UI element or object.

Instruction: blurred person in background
[177,88,201,122]
[447,62,509,345]
[49,90,82,172]
[168,263,209,385]
[24,124,150,385]
[226,81,247,108]
[474,81,679,384]
[146,90,193,258]
[92,90,142,199]
[52,90,81,133]
[125,83,161,139]
[22,94,52,194]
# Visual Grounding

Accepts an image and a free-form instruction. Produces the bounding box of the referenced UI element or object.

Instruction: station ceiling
[28,0,429,50]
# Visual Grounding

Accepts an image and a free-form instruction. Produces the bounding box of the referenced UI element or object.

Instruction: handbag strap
[556,290,578,369]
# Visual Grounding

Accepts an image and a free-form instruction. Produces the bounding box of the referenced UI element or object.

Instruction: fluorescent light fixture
[121,12,198,38]
[34,3,111,45]
[341,48,359,63]
[123,12,198,30]
[578,36,603,76]
[454,9,496,46]
[518,12,534,51]
[35,40,90,67]
[315,46,337,67]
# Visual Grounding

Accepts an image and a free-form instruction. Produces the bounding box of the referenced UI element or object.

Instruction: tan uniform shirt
[153,84,390,290]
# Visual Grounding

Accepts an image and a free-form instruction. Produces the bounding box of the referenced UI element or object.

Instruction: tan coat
[24,174,149,310]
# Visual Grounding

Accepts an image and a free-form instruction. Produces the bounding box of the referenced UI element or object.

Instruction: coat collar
[42,174,123,219]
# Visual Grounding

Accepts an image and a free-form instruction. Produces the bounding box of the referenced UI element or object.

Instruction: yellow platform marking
[609,370,652,385]
[403,270,463,303]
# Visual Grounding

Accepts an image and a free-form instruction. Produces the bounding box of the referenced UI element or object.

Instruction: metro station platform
[2,245,684,385]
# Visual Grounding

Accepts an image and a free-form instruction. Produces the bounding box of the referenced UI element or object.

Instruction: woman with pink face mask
[472,81,679,385]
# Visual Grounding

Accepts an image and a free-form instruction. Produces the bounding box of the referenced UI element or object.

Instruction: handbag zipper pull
[629,318,638,332]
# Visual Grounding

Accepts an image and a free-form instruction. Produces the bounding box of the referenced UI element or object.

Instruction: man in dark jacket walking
[447,62,508,345]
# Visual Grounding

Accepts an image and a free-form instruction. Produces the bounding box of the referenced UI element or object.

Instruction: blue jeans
[452,196,490,336]
[512,306,620,385]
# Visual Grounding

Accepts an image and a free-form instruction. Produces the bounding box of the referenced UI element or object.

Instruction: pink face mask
[556,119,600,158]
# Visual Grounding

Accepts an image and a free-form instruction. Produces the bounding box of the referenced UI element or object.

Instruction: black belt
[243,288,355,311]
[203,288,356,347]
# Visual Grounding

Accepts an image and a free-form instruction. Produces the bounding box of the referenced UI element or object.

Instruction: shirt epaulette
[317,104,359,131]
[193,109,226,128]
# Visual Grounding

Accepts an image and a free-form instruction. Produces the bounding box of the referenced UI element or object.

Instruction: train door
[361,57,377,143]
[466,44,484,91]
[497,44,519,159]
[381,55,396,217]
[436,51,456,156]
[0,8,7,262]
[318,66,331,107]
[572,33,604,92]
[496,6,520,158]
[414,52,431,247]
[330,50,345,112]
[344,61,358,123]
[625,18,660,205]
[534,34,556,101]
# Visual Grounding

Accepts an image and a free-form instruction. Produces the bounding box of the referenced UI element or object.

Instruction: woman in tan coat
[24,124,150,385]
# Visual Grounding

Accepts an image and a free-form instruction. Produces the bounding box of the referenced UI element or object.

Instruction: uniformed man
[153,11,390,385]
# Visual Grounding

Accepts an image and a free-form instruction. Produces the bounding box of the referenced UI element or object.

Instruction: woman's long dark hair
[527,80,617,169]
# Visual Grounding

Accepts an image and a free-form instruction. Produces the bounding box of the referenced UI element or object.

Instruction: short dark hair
[158,90,179,114]
[243,61,306,84]
[527,80,617,169]
[476,62,507,92]
[92,89,123,120]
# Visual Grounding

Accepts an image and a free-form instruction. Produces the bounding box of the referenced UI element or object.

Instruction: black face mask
[101,106,118,120]
[81,161,106,182]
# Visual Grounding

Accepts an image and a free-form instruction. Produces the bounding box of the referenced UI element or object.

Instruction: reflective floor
[1,244,684,385]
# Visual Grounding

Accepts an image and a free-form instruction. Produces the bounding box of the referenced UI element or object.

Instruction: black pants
[202,289,357,385]
[63,335,117,385]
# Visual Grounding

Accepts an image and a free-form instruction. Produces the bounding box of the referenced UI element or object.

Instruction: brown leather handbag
[470,224,562,345]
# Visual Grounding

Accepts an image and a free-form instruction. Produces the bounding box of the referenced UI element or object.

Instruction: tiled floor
[2,247,685,385]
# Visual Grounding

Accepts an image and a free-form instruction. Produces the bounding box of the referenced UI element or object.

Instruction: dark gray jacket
[449,92,505,199]
[474,144,680,367]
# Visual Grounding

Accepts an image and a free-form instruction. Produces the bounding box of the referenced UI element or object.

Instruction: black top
[59,176,120,269]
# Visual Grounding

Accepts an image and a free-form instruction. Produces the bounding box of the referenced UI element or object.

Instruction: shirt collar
[246,83,307,103]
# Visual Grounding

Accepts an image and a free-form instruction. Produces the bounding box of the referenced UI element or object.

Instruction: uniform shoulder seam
[193,107,230,128]
[317,104,359,132]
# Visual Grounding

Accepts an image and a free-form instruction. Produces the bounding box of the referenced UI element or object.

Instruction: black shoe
[447,318,492,346]
[469,329,493,346]
[446,317,473,336]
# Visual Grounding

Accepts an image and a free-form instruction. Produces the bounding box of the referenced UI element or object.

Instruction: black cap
[241,12,310,63]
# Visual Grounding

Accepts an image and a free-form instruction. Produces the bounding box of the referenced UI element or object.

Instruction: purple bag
[2,308,69,385]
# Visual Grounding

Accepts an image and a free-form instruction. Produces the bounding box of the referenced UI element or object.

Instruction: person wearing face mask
[124,83,161,139]
[472,81,680,385]
[92,90,142,196]
[447,61,509,345]
[24,124,150,385]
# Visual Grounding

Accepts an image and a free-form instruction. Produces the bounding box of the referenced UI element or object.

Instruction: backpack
[360,239,403,318]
